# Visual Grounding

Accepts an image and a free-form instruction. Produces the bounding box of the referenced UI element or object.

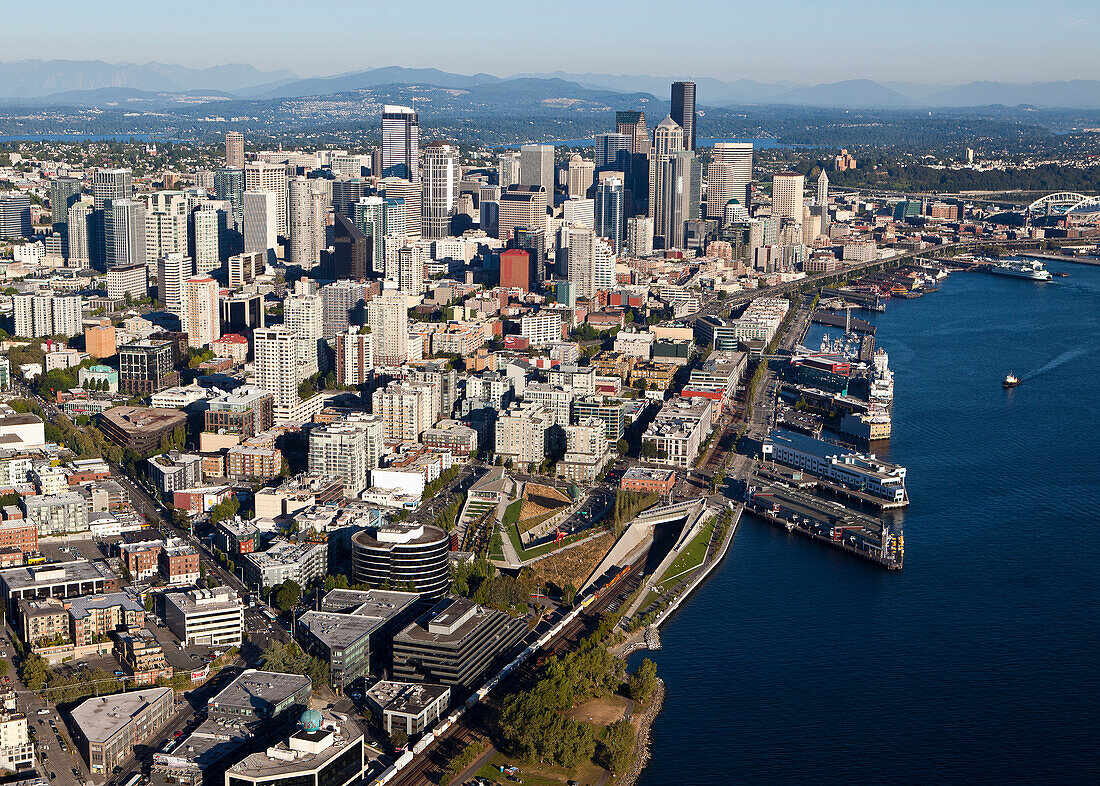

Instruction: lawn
[654,518,715,590]
[475,751,608,786]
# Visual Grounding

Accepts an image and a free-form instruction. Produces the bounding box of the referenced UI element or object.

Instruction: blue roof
[768,428,849,461]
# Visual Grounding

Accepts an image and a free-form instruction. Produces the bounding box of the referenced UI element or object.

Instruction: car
[37,709,49,715]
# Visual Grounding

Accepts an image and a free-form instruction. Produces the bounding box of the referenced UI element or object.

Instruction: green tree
[597,719,633,773]
[274,580,302,611]
[627,658,658,704]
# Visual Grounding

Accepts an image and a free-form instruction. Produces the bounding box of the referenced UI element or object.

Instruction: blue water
[497,137,796,150]
[0,134,170,142]
[634,260,1100,784]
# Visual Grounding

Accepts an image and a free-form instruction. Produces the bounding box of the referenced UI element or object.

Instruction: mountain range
[4,60,1100,109]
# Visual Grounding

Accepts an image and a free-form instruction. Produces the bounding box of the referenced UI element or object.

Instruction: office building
[772,172,805,222]
[244,162,289,236]
[105,198,146,270]
[817,168,830,234]
[519,144,554,204]
[498,185,546,242]
[421,142,459,239]
[366,288,408,366]
[366,681,450,736]
[164,587,244,647]
[332,213,370,280]
[183,275,220,348]
[227,250,263,288]
[92,168,132,210]
[221,709,366,786]
[351,522,450,598]
[225,131,245,168]
[378,177,421,239]
[594,133,631,172]
[653,151,701,249]
[381,105,419,180]
[708,142,753,221]
[563,197,594,228]
[497,152,521,189]
[50,176,83,253]
[214,167,245,229]
[118,340,178,395]
[671,81,697,151]
[567,155,595,198]
[0,560,119,624]
[616,110,649,155]
[391,597,527,690]
[352,195,387,274]
[0,194,31,240]
[331,177,369,218]
[242,190,277,262]
[595,176,625,253]
[70,687,174,775]
[98,406,187,454]
[105,263,148,301]
[499,248,532,292]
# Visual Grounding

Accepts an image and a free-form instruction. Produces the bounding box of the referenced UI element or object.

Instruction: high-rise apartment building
[381,105,419,181]
[320,280,369,339]
[225,132,245,169]
[183,276,220,348]
[0,194,31,240]
[190,202,228,275]
[563,198,594,229]
[13,292,82,338]
[287,177,326,268]
[670,81,697,152]
[379,178,421,239]
[336,328,374,387]
[421,143,459,239]
[566,227,615,299]
[284,290,324,378]
[244,162,289,236]
[520,144,554,204]
[625,215,654,257]
[228,250,264,289]
[253,327,301,416]
[118,340,178,395]
[158,252,194,319]
[367,288,409,366]
[817,169,830,234]
[771,172,805,222]
[142,191,189,273]
[308,420,379,495]
[66,199,94,268]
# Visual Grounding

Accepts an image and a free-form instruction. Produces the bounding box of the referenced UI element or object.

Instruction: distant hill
[774,79,913,108]
[0,59,297,99]
[245,66,503,98]
[926,80,1100,108]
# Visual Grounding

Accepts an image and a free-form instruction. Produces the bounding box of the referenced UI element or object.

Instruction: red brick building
[620,467,676,495]
[499,249,531,292]
[0,507,38,557]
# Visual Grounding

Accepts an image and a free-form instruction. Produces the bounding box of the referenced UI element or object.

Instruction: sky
[8,0,1100,84]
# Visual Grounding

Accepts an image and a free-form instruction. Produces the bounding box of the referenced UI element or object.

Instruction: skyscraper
[593,133,631,172]
[105,198,146,270]
[214,168,245,229]
[670,81,697,152]
[190,202,229,275]
[653,152,701,249]
[565,227,615,299]
[242,191,277,263]
[519,144,555,206]
[651,116,685,158]
[625,215,654,258]
[771,172,806,222]
[0,194,32,240]
[225,132,245,169]
[595,177,625,254]
[254,327,302,419]
[244,162,289,236]
[498,185,547,242]
[367,288,409,366]
[497,153,521,189]
[707,142,753,221]
[616,110,649,155]
[284,290,324,378]
[66,199,94,268]
[288,177,326,268]
[381,105,419,181]
[332,214,370,281]
[567,156,595,199]
[92,168,132,210]
[183,276,220,348]
[379,178,421,239]
[817,168,830,235]
[50,176,83,256]
[421,142,459,239]
[142,191,189,272]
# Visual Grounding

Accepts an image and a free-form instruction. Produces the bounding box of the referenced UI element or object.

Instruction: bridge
[1025,192,1100,218]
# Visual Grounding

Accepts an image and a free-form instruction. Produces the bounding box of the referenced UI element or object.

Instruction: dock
[746,479,903,569]
[811,310,877,335]
[755,461,908,510]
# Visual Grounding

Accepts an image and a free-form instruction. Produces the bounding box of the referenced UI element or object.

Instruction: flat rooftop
[298,611,383,650]
[208,670,311,713]
[71,687,173,743]
[225,710,363,780]
[622,467,675,482]
[68,591,143,620]
[165,587,242,615]
[99,406,187,433]
[0,559,117,592]
[366,680,450,716]
[321,588,418,616]
[395,597,499,647]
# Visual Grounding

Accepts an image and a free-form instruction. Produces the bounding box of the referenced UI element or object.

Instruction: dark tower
[671,81,697,152]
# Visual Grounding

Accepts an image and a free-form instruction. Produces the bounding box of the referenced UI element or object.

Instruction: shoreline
[619,678,665,786]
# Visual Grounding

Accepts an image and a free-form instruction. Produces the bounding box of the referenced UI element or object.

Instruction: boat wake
[1022,347,1097,381]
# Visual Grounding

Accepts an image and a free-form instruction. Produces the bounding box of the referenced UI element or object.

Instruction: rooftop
[70,687,173,743]
[395,597,500,647]
[208,670,311,714]
[67,591,143,621]
[0,559,117,592]
[99,406,187,433]
[366,680,450,716]
[164,587,242,615]
[298,611,383,650]
[225,710,363,779]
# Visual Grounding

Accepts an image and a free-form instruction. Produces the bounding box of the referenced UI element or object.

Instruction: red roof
[213,334,249,345]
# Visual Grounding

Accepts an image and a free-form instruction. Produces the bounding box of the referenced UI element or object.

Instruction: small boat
[1053,271,1069,278]
[1003,373,1020,388]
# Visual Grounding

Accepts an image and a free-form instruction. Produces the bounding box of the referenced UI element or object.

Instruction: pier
[746,479,903,569]
[811,310,877,335]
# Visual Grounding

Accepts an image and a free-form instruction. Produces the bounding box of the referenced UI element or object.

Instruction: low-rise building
[21,492,88,537]
[243,539,328,589]
[365,681,450,737]
[147,452,203,496]
[762,428,908,503]
[213,517,259,556]
[164,587,244,647]
[641,398,714,468]
[159,537,200,586]
[0,560,118,623]
[620,466,676,495]
[67,592,144,647]
[391,597,527,691]
[98,407,187,456]
[0,711,34,773]
[119,540,162,582]
[70,687,175,775]
[114,628,172,685]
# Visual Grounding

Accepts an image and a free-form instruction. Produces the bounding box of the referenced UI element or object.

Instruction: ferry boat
[988,260,1053,281]
[1003,372,1020,388]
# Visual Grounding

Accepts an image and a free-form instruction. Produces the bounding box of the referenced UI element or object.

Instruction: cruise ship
[988,259,1053,281]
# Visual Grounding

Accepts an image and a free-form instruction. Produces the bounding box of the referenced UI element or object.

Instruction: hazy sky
[9,0,1098,84]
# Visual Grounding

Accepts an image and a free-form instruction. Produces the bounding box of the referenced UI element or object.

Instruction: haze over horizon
[6,0,1097,85]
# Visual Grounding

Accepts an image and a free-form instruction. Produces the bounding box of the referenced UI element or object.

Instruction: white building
[244,162,289,236]
[164,587,243,647]
[183,276,220,348]
[367,289,409,366]
[519,311,562,347]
